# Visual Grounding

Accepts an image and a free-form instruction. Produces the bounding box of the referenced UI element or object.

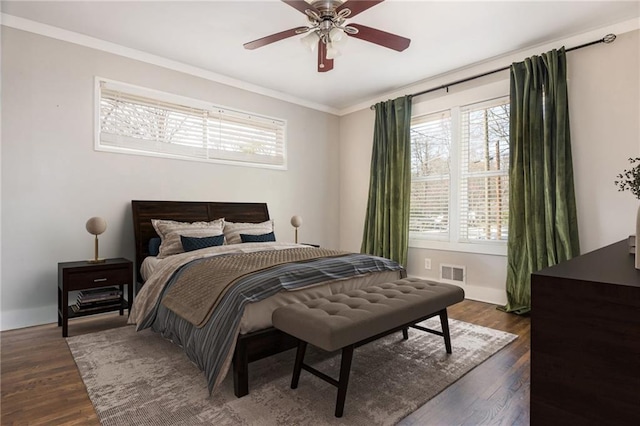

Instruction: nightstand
[58,258,133,337]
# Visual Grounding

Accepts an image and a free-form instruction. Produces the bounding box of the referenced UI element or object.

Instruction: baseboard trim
[462,285,507,306]
[408,274,507,306]
[1,305,56,331]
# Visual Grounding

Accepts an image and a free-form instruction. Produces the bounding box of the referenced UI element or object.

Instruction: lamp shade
[300,31,318,51]
[329,27,346,45]
[86,217,107,235]
[326,42,341,60]
[290,215,303,228]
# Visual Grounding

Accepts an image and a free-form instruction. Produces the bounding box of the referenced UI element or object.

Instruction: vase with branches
[615,157,640,269]
[615,157,640,199]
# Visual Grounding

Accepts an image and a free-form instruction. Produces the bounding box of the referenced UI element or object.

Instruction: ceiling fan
[243,0,411,72]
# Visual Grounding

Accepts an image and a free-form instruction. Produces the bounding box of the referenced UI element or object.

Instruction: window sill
[409,238,507,256]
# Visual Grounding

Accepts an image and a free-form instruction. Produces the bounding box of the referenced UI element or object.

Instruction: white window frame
[94,77,287,170]
[409,80,509,256]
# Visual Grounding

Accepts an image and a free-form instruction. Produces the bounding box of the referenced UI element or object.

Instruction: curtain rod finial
[603,34,616,44]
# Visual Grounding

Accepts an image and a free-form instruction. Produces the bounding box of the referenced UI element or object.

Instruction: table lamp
[86,217,107,263]
[290,215,303,244]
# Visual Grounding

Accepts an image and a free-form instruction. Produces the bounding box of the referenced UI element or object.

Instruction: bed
[129,200,405,397]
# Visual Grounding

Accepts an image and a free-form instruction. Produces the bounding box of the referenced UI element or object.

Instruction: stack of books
[72,287,123,313]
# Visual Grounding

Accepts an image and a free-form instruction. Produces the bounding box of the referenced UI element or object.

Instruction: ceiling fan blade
[318,41,334,72]
[281,0,320,16]
[337,0,385,18]
[347,23,411,51]
[244,27,308,50]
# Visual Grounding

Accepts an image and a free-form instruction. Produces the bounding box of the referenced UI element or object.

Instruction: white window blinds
[409,110,451,240]
[97,79,286,168]
[460,97,510,242]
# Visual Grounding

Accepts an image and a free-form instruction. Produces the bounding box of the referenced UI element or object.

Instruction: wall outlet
[424,258,432,270]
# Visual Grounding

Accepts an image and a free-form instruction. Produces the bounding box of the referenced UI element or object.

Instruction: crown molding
[338,17,640,116]
[1,13,341,116]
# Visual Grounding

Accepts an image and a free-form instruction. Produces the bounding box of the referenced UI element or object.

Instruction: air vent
[440,264,466,284]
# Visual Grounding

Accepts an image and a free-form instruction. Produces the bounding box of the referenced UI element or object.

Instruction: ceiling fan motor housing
[310,0,345,13]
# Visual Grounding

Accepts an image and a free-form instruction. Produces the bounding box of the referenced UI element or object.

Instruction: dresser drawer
[66,267,131,291]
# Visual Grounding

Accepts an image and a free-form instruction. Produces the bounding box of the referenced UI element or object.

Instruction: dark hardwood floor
[400,300,531,426]
[0,300,530,425]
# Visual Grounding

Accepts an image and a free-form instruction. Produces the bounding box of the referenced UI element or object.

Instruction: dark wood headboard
[131,200,270,284]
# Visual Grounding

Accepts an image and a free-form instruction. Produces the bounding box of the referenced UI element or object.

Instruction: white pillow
[223,220,274,245]
[152,218,225,258]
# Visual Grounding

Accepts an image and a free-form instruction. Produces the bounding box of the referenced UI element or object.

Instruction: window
[410,110,451,240]
[460,99,510,242]
[410,95,510,254]
[96,78,287,169]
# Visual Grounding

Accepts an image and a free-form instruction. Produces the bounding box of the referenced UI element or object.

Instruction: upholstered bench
[272,277,465,417]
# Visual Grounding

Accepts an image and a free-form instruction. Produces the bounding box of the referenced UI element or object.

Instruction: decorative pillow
[180,234,225,252]
[148,237,161,256]
[152,218,225,258]
[223,220,274,245]
[240,232,276,243]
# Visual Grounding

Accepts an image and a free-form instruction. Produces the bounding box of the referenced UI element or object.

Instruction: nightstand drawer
[66,267,130,291]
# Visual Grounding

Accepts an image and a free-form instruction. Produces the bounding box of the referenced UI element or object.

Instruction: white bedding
[140,255,163,282]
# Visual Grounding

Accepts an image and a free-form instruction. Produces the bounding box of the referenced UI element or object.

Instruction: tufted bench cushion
[272,277,465,352]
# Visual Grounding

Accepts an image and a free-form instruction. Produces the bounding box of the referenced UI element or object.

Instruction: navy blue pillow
[180,234,225,252]
[148,237,161,256]
[240,232,276,243]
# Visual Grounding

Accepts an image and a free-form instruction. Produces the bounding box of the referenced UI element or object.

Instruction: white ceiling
[2,1,639,113]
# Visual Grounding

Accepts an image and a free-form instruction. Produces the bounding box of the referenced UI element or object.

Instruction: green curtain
[504,48,580,314]
[361,95,413,266]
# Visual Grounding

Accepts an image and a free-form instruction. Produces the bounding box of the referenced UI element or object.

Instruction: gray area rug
[67,318,516,425]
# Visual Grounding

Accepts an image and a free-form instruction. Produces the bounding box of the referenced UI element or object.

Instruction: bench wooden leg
[291,340,307,389]
[335,345,354,418]
[402,327,409,340]
[439,309,452,354]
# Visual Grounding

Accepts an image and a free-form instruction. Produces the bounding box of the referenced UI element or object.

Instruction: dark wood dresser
[531,239,640,424]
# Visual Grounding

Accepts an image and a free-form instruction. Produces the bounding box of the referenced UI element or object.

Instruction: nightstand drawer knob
[93,278,108,282]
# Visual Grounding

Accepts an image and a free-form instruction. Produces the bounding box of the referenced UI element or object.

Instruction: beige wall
[339,29,640,304]
[1,27,340,329]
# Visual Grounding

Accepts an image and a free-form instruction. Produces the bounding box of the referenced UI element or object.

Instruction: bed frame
[131,200,298,397]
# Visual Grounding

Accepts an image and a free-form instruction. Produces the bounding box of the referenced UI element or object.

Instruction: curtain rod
[370,33,617,110]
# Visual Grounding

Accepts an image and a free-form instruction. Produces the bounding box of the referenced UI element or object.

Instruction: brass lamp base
[88,235,105,263]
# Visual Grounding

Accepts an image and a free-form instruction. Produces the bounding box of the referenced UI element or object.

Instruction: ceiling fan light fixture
[301,31,319,51]
[244,0,411,72]
[326,42,341,60]
[329,27,345,44]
